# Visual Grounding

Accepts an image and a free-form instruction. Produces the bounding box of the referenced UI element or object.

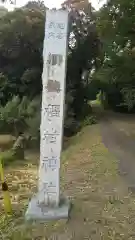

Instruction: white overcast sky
[1,0,106,11]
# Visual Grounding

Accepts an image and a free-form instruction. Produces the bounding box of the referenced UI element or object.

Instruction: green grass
[0,125,135,239]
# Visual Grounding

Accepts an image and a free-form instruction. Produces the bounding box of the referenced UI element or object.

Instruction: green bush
[120,87,135,111]
[0,96,28,135]
[83,115,98,126]
[25,114,40,148]
[0,150,16,166]
[25,98,41,134]
[0,96,41,138]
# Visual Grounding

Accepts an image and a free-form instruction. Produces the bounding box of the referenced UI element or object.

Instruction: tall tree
[0,2,45,104]
[62,0,101,117]
[0,0,101,135]
[94,0,135,110]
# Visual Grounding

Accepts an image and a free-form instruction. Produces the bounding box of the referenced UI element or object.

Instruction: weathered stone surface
[26,10,70,221]
[25,194,70,221]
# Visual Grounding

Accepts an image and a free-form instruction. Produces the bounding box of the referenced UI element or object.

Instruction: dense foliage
[0,0,100,138]
[95,0,135,111]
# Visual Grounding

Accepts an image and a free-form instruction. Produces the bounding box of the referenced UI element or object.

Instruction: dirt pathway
[101,112,135,192]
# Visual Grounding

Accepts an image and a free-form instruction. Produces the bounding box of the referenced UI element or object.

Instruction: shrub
[83,115,98,126]
[0,96,41,138]
[121,87,135,111]
[0,96,28,135]
[25,112,40,148]
[0,150,16,166]
[0,134,25,166]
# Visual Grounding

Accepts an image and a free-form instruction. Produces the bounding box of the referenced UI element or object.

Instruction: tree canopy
[1,0,135,135]
[0,4,45,104]
[94,0,135,111]
[0,0,101,136]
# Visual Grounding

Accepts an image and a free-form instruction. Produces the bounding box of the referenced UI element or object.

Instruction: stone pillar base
[25,194,70,221]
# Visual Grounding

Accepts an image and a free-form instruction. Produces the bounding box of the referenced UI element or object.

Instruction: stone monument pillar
[25,9,70,221]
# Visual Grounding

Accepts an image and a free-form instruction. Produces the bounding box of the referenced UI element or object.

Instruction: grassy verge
[0,124,135,239]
